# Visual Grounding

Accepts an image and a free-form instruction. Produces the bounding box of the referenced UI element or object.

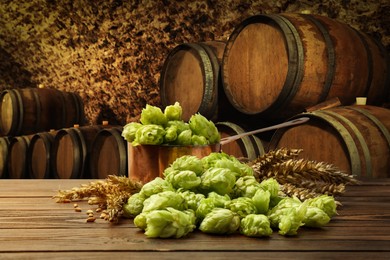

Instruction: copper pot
[127,143,220,183]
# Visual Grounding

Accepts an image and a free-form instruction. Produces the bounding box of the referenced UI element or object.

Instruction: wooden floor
[0,178,389,259]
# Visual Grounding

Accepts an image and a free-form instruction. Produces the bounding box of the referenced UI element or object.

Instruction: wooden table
[0,179,389,259]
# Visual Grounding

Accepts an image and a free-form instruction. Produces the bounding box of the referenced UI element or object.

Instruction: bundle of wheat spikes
[248,148,359,201]
[53,175,142,223]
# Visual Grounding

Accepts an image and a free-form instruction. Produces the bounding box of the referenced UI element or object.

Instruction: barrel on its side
[51,126,102,179]
[268,105,390,178]
[0,88,85,136]
[27,131,57,179]
[160,41,226,121]
[7,135,32,178]
[0,137,10,178]
[216,121,265,161]
[89,127,127,179]
[221,13,390,120]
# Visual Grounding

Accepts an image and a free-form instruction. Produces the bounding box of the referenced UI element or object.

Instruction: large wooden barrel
[268,105,390,178]
[160,41,226,121]
[7,135,32,178]
[221,13,390,120]
[216,121,266,161]
[0,137,10,178]
[51,125,102,179]
[27,130,57,179]
[0,88,85,136]
[89,127,127,179]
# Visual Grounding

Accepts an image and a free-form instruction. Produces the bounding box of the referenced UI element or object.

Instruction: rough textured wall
[0,0,389,125]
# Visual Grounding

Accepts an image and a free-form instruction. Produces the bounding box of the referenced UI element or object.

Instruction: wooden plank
[0,251,389,260]
[0,227,389,252]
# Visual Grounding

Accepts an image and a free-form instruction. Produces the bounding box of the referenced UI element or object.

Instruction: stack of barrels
[159,13,390,178]
[0,87,127,179]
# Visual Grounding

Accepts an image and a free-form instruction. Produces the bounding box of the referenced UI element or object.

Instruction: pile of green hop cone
[122,152,338,238]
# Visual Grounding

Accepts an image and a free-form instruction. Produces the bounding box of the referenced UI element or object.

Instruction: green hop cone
[199,208,240,235]
[303,206,331,228]
[240,214,273,237]
[144,208,196,238]
[123,193,146,218]
[191,135,209,146]
[200,167,236,196]
[139,177,174,198]
[175,129,192,145]
[165,170,201,190]
[306,194,337,218]
[167,155,204,176]
[133,124,166,146]
[122,122,143,143]
[164,125,178,143]
[142,191,187,213]
[164,102,182,121]
[140,104,168,126]
[189,113,220,144]
[226,197,258,219]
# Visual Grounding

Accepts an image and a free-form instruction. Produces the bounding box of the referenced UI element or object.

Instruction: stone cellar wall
[0,0,389,125]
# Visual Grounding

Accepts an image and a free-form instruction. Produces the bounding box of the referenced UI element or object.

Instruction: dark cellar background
[0,0,389,126]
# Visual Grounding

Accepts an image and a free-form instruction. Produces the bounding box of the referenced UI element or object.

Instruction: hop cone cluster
[249,148,359,201]
[53,175,143,223]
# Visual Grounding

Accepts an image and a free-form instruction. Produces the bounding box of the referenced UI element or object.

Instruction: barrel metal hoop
[54,129,82,179]
[305,111,361,176]
[28,133,54,178]
[251,135,265,157]
[317,110,371,177]
[73,128,88,178]
[70,93,82,123]
[273,14,305,112]
[353,30,373,97]
[58,90,67,127]
[260,14,303,115]
[13,90,24,135]
[0,90,19,135]
[32,89,41,133]
[108,128,128,176]
[302,14,336,103]
[185,43,215,118]
[197,42,220,117]
[347,107,390,150]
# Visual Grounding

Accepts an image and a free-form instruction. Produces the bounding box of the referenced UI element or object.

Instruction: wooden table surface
[0,178,389,260]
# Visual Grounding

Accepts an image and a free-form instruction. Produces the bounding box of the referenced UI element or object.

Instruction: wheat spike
[53,175,143,223]
[251,148,359,197]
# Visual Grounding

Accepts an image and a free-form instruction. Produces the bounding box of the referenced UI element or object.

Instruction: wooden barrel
[7,135,32,178]
[0,137,10,178]
[51,125,102,179]
[221,13,390,120]
[0,88,85,136]
[89,127,127,179]
[160,41,226,121]
[27,130,57,179]
[268,105,390,178]
[216,121,265,161]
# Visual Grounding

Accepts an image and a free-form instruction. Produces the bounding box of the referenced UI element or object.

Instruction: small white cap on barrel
[356,97,367,105]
